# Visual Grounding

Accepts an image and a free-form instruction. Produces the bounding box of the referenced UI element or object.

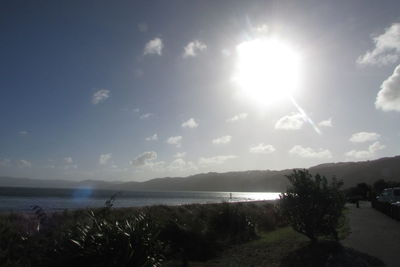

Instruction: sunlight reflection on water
[0,189,281,212]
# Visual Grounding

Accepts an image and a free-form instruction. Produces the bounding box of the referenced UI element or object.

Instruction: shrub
[57,210,163,267]
[279,169,346,243]
[206,203,256,243]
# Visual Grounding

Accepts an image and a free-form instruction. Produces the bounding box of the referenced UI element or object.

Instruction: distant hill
[1,155,400,192]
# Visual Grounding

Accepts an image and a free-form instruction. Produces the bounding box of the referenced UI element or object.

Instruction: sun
[233,38,301,107]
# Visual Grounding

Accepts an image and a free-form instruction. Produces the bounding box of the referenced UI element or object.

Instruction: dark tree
[279,169,346,243]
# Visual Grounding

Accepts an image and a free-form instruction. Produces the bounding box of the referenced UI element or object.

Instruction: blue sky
[1,0,400,181]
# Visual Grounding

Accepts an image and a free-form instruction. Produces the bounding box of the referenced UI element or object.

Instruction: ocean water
[0,187,281,212]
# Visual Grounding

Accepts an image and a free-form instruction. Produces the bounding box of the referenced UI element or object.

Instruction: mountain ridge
[1,155,399,192]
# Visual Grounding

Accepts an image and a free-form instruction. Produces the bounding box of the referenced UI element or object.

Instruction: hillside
[1,155,399,192]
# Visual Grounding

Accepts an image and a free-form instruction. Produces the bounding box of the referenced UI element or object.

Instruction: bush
[279,169,346,243]
[57,210,163,267]
[206,203,256,243]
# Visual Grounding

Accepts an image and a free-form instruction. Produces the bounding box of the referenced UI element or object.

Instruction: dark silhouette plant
[279,169,346,243]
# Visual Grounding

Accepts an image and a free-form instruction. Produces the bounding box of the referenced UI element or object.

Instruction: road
[343,201,400,267]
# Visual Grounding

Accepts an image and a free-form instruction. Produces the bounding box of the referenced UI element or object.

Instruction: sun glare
[233,38,301,107]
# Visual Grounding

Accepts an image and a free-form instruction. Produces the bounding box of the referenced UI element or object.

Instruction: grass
[186,227,307,267]
[187,226,384,267]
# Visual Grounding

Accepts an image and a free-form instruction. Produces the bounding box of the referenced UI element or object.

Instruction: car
[376,187,400,203]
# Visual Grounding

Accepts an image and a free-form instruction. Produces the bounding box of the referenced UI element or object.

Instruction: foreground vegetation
[0,200,281,267]
[0,170,387,267]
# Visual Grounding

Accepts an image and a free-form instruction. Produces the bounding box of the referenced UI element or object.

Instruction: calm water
[0,187,280,212]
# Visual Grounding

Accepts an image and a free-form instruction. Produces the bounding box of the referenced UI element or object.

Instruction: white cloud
[144,38,163,55]
[167,158,198,172]
[145,134,158,141]
[92,89,110,105]
[17,159,32,168]
[174,152,186,158]
[183,40,207,58]
[140,113,153,120]
[226,113,248,122]
[64,157,73,164]
[166,136,182,147]
[345,141,386,159]
[181,118,199,129]
[349,132,380,143]
[133,108,140,113]
[358,23,400,66]
[0,158,11,167]
[376,64,400,111]
[275,113,304,130]
[289,145,332,159]
[212,135,232,145]
[130,151,157,167]
[18,130,29,135]
[137,23,148,32]
[318,118,333,127]
[249,143,276,154]
[99,153,112,165]
[198,155,237,166]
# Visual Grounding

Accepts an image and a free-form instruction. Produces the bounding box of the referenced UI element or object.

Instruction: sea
[0,187,281,212]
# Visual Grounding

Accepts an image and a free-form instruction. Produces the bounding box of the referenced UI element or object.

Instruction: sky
[1,0,400,181]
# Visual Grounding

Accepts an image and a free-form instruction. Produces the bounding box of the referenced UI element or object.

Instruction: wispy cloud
[289,145,332,159]
[226,113,248,122]
[357,22,400,66]
[345,141,385,159]
[181,118,199,129]
[198,155,237,166]
[212,135,232,145]
[140,113,153,120]
[174,152,186,158]
[18,130,29,136]
[145,134,158,141]
[0,158,11,167]
[144,38,163,55]
[130,151,157,167]
[275,113,304,130]
[64,157,73,164]
[166,136,182,148]
[92,89,110,105]
[318,118,333,127]
[349,132,380,143]
[99,153,112,165]
[167,158,198,172]
[376,64,400,111]
[249,143,276,154]
[17,159,32,168]
[183,40,207,58]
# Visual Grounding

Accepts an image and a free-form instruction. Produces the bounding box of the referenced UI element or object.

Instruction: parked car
[376,187,400,203]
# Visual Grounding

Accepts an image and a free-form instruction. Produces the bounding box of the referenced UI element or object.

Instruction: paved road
[343,201,400,267]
